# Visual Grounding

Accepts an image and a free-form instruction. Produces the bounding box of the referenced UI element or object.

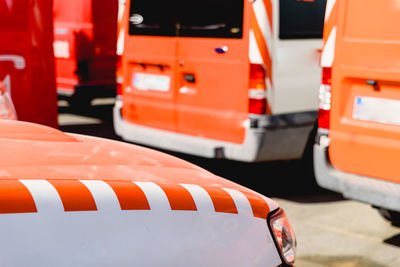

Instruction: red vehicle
[53,0,118,108]
[0,0,58,128]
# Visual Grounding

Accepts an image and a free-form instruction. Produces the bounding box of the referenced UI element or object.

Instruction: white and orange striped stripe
[321,0,338,68]
[0,179,279,219]
[0,179,282,266]
[249,0,274,113]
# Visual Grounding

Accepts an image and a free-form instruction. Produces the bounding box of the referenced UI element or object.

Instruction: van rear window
[279,0,326,39]
[129,0,244,39]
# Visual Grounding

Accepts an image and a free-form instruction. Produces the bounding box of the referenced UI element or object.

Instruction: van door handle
[183,73,195,83]
[215,46,228,54]
[366,79,380,91]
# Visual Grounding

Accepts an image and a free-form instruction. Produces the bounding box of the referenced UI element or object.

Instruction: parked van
[53,0,118,108]
[114,0,327,162]
[314,0,400,224]
[0,0,58,128]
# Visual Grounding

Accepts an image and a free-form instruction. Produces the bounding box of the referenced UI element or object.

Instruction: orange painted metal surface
[105,180,151,210]
[201,186,238,214]
[53,0,118,95]
[0,0,58,128]
[0,180,37,214]
[48,180,97,212]
[121,0,256,144]
[328,0,400,182]
[0,119,274,219]
[158,183,197,211]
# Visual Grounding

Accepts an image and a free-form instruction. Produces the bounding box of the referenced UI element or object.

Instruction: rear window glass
[0,0,28,31]
[129,0,244,39]
[279,0,326,39]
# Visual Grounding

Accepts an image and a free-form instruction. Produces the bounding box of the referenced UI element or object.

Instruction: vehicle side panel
[329,0,400,182]
[0,179,281,266]
[0,0,58,128]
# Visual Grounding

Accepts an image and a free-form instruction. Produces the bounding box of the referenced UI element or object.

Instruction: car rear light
[249,98,267,115]
[318,67,332,129]
[268,208,296,266]
[0,82,17,120]
[250,63,266,89]
[249,64,268,115]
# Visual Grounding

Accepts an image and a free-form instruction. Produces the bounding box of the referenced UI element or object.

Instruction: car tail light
[116,56,123,96]
[318,67,332,129]
[250,63,266,89]
[0,82,17,120]
[249,98,267,114]
[249,64,268,115]
[268,209,296,266]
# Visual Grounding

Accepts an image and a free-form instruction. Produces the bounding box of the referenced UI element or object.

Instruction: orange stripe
[48,180,97,212]
[262,0,273,32]
[159,184,197,211]
[202,186,237,214]
[240,190,270,219]
[0,180,37,214]
[323,3,337,47]
[250,8,273,85]
[106,181,150,210]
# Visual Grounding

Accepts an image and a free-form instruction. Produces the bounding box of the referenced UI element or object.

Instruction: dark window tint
[279,0,326,39]
[129,0,244,38]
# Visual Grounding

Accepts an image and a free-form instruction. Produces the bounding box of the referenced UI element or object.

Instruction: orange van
[0,0,58,128]
[314,0,400,224]
[53,0,118,108]
[114,0,327,162]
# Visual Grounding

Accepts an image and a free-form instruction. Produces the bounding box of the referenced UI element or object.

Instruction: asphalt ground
[59,98,400,267]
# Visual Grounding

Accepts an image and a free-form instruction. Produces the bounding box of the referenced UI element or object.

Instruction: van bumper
[314,134,400,212]
[113,98,316,162]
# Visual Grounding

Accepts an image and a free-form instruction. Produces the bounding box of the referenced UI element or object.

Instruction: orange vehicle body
[53,0,118,103]
[0,0,58,128]
[314,0,400,214]
[114,0,327,162]
[0,119,296,266]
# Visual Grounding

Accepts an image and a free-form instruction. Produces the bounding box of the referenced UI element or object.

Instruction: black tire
[300,121,318,181]
[377,207,400,227]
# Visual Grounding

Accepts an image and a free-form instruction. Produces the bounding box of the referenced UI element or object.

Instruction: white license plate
[353,96,400,125]
[133,73,170,92]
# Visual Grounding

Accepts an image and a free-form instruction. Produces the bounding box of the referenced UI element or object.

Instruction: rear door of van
[125,0,249,142]
[53,0,118,93]
[273,0,326,114]
[123,0,178,132]
[53,0,90,92]
[175,0,249,144]
[329,0,400,182]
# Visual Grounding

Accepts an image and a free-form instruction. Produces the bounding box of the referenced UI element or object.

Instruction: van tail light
[249,63,268,115]
[268,209,296,266]
[318,67,332,129]
[0,83,17,120]
[116,56,123,96]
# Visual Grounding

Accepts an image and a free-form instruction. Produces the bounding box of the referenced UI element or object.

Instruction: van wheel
[377,207,400,227]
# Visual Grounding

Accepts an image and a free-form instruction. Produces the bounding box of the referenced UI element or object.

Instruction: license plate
[133,73,170,92]
[353,96,400,125]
